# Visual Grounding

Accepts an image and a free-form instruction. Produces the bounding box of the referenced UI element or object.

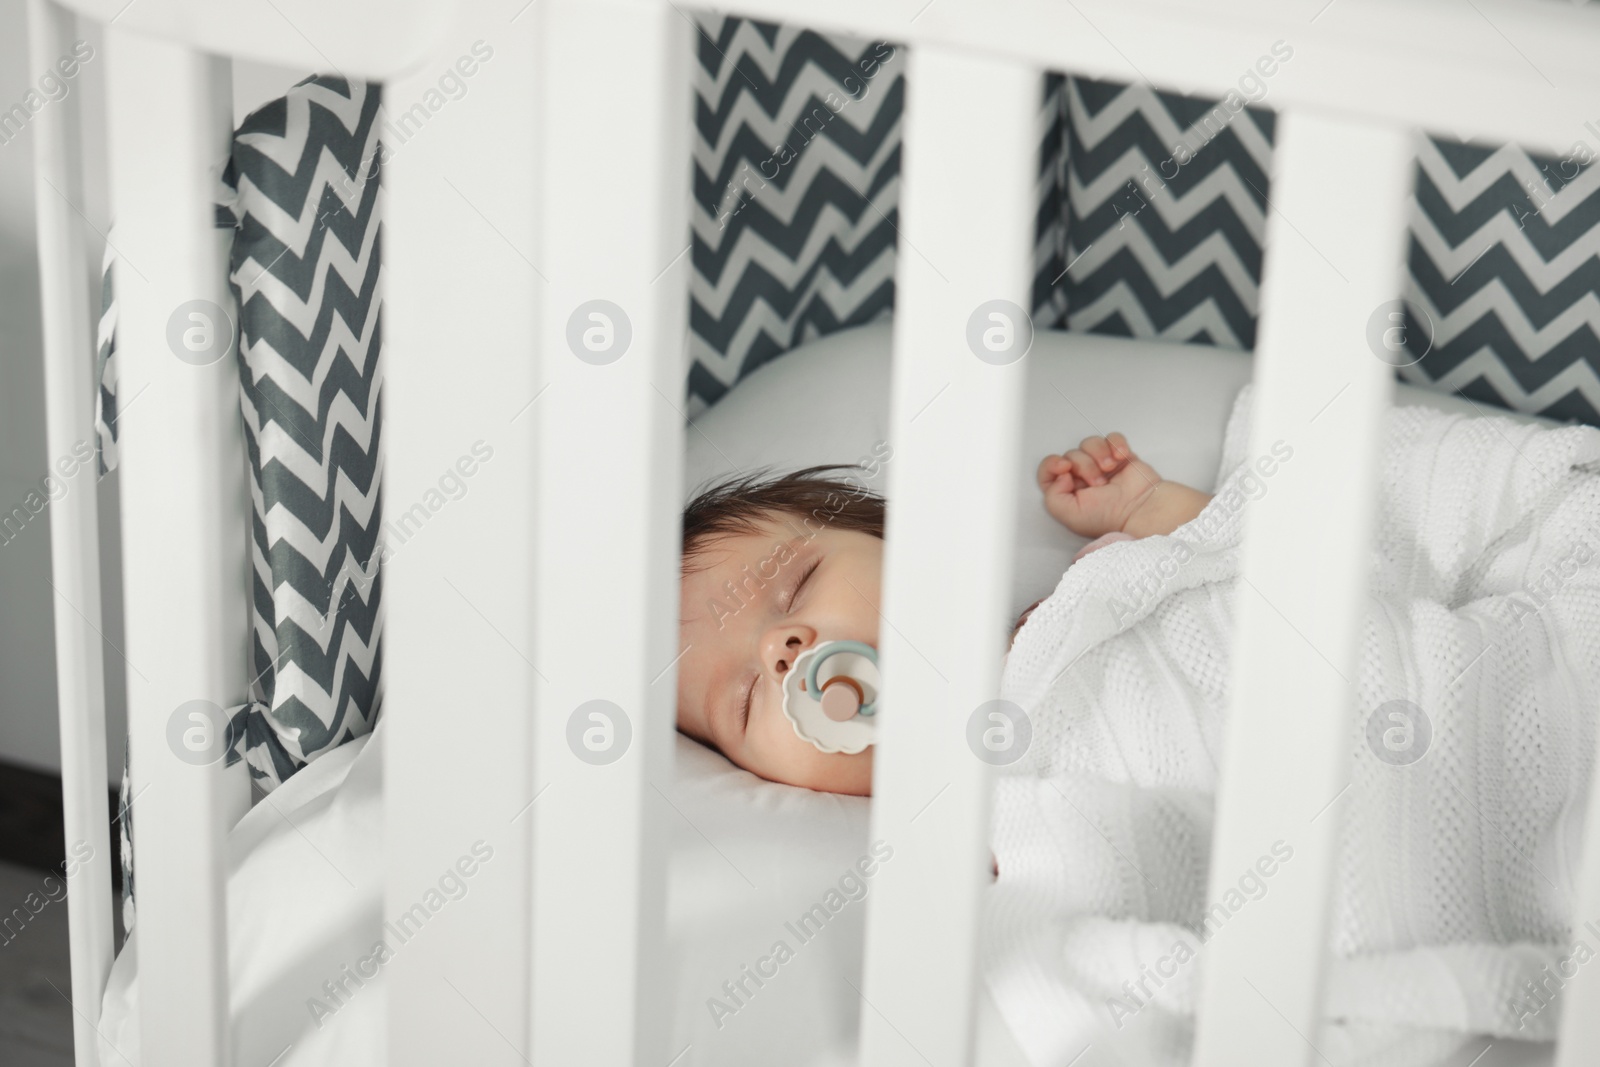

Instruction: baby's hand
[1036,433,1162,539]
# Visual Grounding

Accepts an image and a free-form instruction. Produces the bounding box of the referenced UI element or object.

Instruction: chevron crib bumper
[107,76,385,934]
[687,18,1597,423]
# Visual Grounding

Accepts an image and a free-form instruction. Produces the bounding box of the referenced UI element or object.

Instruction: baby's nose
[763,626,816,679]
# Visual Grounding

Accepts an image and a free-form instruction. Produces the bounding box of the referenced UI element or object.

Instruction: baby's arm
[1036,433,1211,540]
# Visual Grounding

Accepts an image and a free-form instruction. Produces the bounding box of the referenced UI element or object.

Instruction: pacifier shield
[780,642,878,755]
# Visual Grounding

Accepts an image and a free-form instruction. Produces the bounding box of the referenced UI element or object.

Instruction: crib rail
[717,0,1600,157]
[381,0,690,1063]
[100,24,251,1067]
[858,43,1036,1067]
[27,1,1600,1067]
[1189,109,1414,1067]
[527,1,689,1062]
[50,0,447,81]
[379,7,542,1065]
[27,3,115,1064]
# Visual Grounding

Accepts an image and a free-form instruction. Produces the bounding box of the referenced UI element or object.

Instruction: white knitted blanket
[984,384,1600,1067]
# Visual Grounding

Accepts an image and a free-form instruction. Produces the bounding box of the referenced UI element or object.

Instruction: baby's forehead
[680,536,752,591]
[680,524,810,625]
[685,519,804,573]
[678,531,755,610]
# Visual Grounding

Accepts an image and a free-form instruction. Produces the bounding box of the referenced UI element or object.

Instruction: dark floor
[0,759,123,1067]
[0,859,76,1067]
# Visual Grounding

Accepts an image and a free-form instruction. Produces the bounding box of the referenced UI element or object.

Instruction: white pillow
[685,322,1255,621]
[684,321,1549,621]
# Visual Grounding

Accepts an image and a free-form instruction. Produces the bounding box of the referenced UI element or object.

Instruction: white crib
[26,0,1600,1064]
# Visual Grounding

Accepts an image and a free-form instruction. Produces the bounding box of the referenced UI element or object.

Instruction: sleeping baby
[676,391,1600,1051]
[674,432,1200,795]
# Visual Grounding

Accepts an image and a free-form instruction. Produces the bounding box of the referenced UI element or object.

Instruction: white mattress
[98,324,1554,1066]
[96,722,1030,1067]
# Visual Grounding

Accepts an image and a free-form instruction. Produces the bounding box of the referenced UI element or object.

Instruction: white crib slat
[858,45,1036,1067]
[1556,765,1600,1062]
[379,12,543,1066]
[103,26,247,1067]
[28,3,113,1063]
[529,1,688,1063]
[1190,110,1412,1067]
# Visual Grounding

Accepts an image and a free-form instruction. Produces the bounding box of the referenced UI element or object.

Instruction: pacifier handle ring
[804,640,879,717]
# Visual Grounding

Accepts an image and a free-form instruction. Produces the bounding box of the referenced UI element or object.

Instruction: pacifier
[780,640,881,755]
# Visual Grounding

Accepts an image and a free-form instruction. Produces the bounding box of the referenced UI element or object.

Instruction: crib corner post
[27,1,115,1063]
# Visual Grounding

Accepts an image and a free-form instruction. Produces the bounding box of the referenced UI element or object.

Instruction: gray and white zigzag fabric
[1033,73,1072,331]
[225,76,384,788]
[101,76,383,790]
[108,76,385,930]
[688,17,903,413]
[93,240,118,474]
[1057,74,1275,350]
[1404,135,1600,425]
[687,16,1075,412]
[1053,73,1599,427]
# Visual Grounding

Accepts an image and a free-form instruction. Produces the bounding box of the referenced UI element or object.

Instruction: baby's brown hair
[681,465,885,573]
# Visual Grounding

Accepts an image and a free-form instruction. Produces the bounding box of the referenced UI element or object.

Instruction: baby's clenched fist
[1036,432,1162,539]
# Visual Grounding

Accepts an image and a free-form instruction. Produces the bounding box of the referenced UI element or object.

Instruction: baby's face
[677,517,882,795]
